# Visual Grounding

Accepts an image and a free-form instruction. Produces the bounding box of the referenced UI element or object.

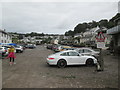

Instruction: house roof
[107,25,120,35]
[0,29,8,34]
[114,17,120,22]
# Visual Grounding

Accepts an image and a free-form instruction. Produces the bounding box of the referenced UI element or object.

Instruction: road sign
[95,32,105,71]
[97,42,105,48]
[96,32,106,49]
[96,32,105,42]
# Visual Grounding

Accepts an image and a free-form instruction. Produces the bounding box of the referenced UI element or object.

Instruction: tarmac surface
[2,45,118,88]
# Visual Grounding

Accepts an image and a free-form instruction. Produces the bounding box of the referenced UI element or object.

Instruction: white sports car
[46,50,97,68]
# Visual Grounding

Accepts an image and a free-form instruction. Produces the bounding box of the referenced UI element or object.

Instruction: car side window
[79,49,83,53]
[84,49,92,53]
[60,52,68,56]
[68,52,79,56]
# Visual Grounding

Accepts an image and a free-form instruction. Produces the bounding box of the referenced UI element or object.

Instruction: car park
[46,50,97,68]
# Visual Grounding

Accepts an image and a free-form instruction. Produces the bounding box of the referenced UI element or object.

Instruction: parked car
[2,45,16,54]
[75,48,100,58]
[15,45,24,53]
[0,47,8,57]
[53,44,61,52]
[61,47,75,51]
[46,50,97,68]
[46,44,53,49]
[54,45,72,52]
[18,44,26,50]
[51,44,58,51]
[26,44,36,49]
[59,46,72,51]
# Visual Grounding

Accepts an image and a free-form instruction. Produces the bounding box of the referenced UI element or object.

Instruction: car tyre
[57,59,67,68]
[86,58,94,66]
[20,51,23,53]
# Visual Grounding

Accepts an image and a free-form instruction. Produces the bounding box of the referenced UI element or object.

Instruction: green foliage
[25,32,44,37]
[65,13,120,36]
[65,30,74,36]
[98,19,109,28]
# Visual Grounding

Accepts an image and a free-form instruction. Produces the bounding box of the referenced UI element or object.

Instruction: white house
[80,26,100,44]
[0,29,12,44]
[51,39,59,44]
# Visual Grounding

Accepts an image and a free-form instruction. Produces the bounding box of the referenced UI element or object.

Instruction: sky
[0,0,119,34]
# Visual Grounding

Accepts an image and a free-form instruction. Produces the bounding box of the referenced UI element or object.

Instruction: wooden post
[100,48,104,71]
[96,48,104,71]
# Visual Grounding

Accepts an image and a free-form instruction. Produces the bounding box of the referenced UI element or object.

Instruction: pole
[100,48,104,71]
[96,48,104,71]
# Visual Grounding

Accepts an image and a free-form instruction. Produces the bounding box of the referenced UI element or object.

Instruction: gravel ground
[2,45,118,88]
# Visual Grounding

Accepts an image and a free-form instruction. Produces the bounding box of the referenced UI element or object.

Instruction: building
[20,36,36,44]
[0,29,12,44]
[73,26,111,48]
[9,33,20,43]
[80,26,100,45]
[107,16,120,54]
[50,39,59,44]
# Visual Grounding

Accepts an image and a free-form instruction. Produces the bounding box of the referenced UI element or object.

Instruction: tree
[25,32,44,37]
[107,20,115,29]
[98,19,109,28]
[74,23,87,34]
[90,21,98,28]
[108,13,120,28]
[65,30,74,36]
[64,13,119,36]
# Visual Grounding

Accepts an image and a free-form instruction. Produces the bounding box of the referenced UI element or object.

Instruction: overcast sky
[1,1,119,34]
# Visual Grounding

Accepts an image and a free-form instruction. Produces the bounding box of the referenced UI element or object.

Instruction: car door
[67,51,81,65]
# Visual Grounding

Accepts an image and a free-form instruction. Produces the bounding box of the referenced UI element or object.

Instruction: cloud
[1,0,120,2]
[2,2,118,34]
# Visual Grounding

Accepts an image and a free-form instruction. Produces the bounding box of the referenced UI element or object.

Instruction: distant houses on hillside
[73,26,111,48]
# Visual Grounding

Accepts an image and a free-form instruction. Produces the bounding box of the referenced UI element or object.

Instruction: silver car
[47,50,97,68]
[75,48,100,58]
